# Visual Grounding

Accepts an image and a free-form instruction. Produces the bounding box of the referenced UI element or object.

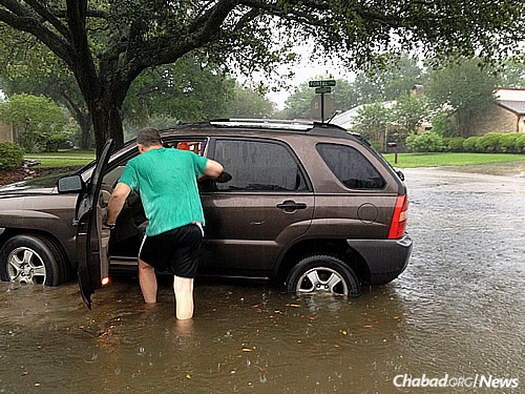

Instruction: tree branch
[23,0,70,38]
[0,2,74,65]
[126,0,239,79]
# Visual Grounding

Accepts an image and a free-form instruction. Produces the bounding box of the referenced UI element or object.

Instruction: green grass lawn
[25,150,95,168]
[382,152,525,168]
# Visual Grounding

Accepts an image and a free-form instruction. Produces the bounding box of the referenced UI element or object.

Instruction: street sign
[315,86,332,94]
[308,79,336,87]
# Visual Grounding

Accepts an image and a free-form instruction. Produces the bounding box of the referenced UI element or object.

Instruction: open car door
[75,139,114,309]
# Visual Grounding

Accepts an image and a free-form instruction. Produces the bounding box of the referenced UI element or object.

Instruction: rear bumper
[346,233,413,285]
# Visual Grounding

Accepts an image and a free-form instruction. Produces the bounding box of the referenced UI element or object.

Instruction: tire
[286,254,361,297]
[0,235,68,286]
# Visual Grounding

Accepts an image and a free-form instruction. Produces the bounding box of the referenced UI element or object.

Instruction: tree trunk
[88,97,125,158]
[78,115,92,150]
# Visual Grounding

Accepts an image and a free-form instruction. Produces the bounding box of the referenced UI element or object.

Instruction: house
[0,123,13,143]
[469,88,525,135]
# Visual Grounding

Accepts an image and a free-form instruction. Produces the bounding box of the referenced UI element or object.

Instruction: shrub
[444,137,465,152]
[0,142,24,169]
[516,133,525,153]
[499,133,521,153]
[475,132,503,152]
[406,131,444,152]
[45,134,69,152]
[463,136,481,152]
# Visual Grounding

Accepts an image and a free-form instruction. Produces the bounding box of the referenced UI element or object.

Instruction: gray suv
[0,120,412,307]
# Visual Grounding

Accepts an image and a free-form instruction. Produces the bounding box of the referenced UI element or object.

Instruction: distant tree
[282,78,358,119]
[427,58,498,137]
[281,82,314,120]
[497,59,525,88]
[353,55,426,103]
[0,94,66,152]
[351,103,392,143]
[226,84,275,118]
[391,92,430,135]
[124,57,235,127]
[0,1,523,155]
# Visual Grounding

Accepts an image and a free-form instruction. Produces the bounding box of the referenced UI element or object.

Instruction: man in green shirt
[105,127,224,320]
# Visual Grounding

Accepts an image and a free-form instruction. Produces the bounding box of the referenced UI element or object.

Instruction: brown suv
[0,120,412,306]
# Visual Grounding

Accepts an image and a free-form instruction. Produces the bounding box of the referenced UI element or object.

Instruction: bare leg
[173,275,194,320]
[138,259,157,303]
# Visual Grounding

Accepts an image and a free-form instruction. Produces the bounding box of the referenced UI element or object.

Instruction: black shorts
[139,223,203,278]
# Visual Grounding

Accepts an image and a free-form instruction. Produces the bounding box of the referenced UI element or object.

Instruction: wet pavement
[1,168,524,393]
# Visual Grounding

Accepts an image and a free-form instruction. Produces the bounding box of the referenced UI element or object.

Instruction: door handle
[276,200,307,212]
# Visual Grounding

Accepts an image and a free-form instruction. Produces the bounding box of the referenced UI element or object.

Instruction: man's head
[137,127,162,153]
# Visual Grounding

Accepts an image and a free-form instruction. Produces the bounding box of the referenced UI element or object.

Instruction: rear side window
[316,143,386,189]
[213,139,309,192]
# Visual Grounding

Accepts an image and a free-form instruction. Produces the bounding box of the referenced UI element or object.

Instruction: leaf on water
[308,316,318,321]
[393,316,401,320]
[285,304,301,308]
[339,329,348,335]
[242,348,253,352]
[363,324,373,328]
[334,344,341,348]
[255,366,268,373]
[185,374,192,379]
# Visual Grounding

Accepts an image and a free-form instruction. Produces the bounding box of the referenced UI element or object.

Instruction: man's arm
[105,182,132,227]
[202,159,224,179]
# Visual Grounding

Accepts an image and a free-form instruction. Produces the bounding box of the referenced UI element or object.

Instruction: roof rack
[209,118,315,131]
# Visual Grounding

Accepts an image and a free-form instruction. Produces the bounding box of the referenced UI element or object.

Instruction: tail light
[388,194,409,239]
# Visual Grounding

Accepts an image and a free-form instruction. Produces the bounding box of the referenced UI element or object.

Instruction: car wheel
[0,235,68,286]
[286,254,361,297]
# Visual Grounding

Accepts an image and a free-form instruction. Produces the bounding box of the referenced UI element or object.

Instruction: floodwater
[1,168,524,393]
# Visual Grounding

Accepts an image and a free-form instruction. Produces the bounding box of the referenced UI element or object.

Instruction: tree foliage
[0,1,523,154]
[391,92,430,134]
[282,78,358,120]
[0,94,66,152]
[353,55,425,103]
[351,103,392,142]
[226,84,275,118]
[426,58,499,137]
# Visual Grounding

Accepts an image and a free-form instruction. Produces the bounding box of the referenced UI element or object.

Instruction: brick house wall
[469,104,521,136]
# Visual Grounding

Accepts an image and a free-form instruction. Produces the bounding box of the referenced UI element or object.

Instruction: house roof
[495,88,525,115]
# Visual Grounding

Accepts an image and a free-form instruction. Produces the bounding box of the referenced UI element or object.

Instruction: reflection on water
[1,169,524,393]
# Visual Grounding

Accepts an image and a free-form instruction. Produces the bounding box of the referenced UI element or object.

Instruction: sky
[256,43,356,110]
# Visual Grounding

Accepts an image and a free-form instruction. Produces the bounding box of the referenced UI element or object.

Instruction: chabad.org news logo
[393,374,519,389]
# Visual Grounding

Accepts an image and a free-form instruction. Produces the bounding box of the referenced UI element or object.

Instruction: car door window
[213,139,309,192]
[316,143,386,189]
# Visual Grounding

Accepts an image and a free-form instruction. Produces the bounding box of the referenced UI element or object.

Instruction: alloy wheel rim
[296,267,348,295]
[7,247,46,285]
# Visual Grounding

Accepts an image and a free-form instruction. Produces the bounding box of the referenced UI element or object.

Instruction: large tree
[426,58,499,137]
[0,1,523,155]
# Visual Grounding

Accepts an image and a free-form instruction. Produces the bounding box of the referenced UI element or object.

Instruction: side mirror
[57,174,85,193]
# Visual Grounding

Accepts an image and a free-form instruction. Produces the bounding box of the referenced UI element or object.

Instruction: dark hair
[137,127,162,147]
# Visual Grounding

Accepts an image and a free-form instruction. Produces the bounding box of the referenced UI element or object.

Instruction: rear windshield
[316,143,386,189]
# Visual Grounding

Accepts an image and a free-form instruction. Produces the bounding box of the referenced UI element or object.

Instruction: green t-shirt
[118,147,208,236]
